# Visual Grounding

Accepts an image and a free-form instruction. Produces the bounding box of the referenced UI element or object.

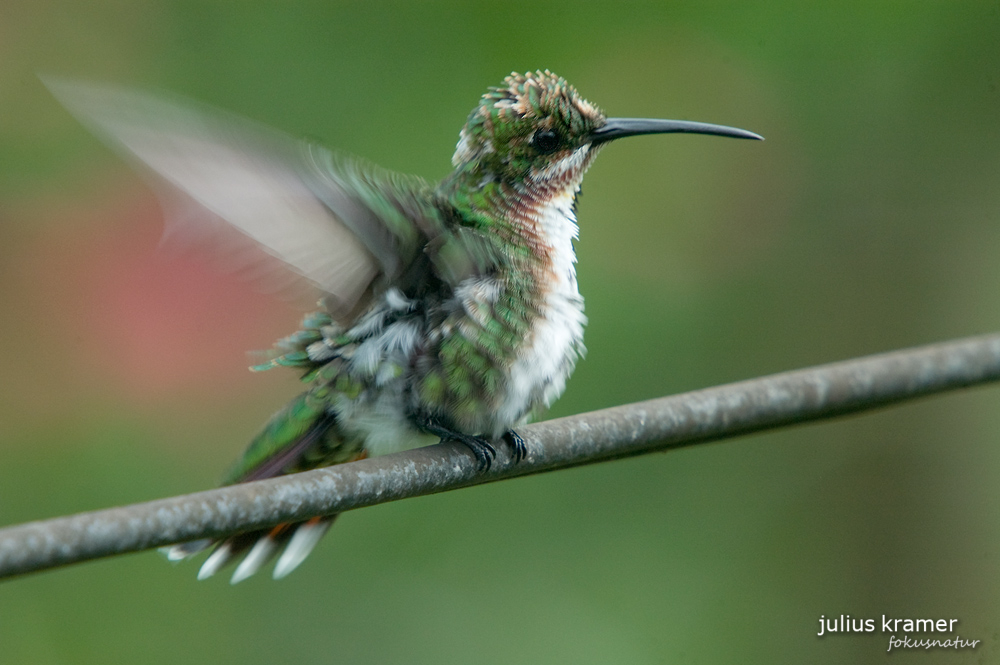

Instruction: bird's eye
[533,129,560,154]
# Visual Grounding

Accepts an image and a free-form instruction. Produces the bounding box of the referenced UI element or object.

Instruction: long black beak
[589,117,763,145]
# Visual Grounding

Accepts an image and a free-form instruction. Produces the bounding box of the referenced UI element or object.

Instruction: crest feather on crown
[480,70,601,125]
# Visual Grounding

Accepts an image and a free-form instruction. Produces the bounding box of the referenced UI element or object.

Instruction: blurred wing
[44,77,406,320]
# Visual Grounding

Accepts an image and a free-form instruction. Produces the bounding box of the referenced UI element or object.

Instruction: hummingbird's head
[452,70,762,191]
[452,70,606,189]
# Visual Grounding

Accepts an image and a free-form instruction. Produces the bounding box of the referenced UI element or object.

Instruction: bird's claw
[415,414,497,471]
[503,429,527,463]
[458,435,496,471]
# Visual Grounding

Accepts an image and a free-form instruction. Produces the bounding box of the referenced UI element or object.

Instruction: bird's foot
[457,435,496,471]
[416,415,497,471]
[503,429,527,463]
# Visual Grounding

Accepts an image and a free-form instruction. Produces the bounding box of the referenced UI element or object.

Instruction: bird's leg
[502,430,526,463]
[415,414,496,471]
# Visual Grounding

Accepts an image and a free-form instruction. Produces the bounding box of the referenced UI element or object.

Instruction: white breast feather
[494,184,587,434]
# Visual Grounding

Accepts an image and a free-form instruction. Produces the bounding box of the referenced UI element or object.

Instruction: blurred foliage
[1,1,999,663]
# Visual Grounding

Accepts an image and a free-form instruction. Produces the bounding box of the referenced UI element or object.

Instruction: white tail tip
[273,519,333,580]
[160,546,191,562]
[230,536,282,585]
[197,543,235,580]
[160,539,212,562]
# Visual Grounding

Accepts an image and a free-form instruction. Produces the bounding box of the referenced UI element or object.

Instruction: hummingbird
[47,70,761,583]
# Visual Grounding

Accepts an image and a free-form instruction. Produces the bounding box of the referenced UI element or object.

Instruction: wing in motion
[43,77,438,321]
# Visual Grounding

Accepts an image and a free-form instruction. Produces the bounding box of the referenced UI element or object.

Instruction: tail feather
[230,532,285,584]
[273,517,335,579]
[161,539,212,561]
[197,544,236,580]
[172,517,337,583]
[162,391,362,581]
[197,538,250,580]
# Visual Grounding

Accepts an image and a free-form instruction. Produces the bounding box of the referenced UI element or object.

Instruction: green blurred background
[2,1,999,663]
